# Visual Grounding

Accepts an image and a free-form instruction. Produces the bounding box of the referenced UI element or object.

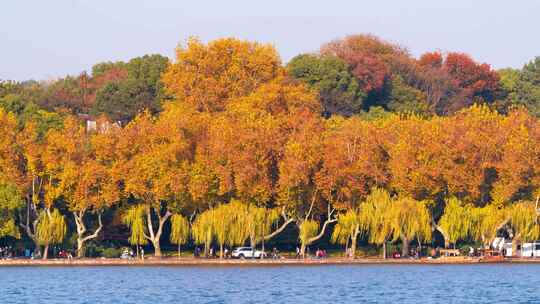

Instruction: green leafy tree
[385,76,429,114]
[498,59,540,117]
[0,180,23,239]
[288,54,365,117]
[92,54,169,121]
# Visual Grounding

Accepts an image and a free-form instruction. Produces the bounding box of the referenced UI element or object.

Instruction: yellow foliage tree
[170,214,190,258]
[162,37,282,112]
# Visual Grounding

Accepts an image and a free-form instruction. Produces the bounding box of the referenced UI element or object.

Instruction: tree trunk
[74,211,103,258]
[249,236,255,250]
[77,239,86,258]
[220,243,224,259]
[382,242,387,259]
[417,236,422,257]
[152,240,162,257]
[350,234,358,259]
[178,243,181,259]
[436,225,450,248]
[512,238,521,258]
[349,225,359,259]
[401,236,409,257]
[32,239,41,258]
[145,207,172,258]
[42,244,49,259]
[19,196,41,257]
[300,243,307,258]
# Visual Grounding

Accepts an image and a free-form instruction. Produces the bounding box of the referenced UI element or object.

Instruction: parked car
[231,247,265,259]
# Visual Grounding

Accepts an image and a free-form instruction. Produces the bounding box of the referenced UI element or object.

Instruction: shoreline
[1,256,539,267]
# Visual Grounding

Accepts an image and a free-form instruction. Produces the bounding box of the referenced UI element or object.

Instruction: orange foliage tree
[162,37,282,112]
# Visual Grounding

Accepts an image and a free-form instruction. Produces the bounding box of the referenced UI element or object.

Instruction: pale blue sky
[2,0,539,80]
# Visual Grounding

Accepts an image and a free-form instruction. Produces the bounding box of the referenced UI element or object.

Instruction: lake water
[1,264,540,303]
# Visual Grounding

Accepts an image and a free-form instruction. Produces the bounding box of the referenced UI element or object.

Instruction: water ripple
[1,264,540,303]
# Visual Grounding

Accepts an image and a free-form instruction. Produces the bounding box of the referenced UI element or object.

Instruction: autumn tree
[15,120,55,258]
[43,117,120,257]
[416,51,499,114]
[162,37,282,112]
[277,111,337,257]
[117,111,192,257]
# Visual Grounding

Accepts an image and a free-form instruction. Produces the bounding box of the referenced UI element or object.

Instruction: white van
[520,242,540,257]
[492,237,513,256]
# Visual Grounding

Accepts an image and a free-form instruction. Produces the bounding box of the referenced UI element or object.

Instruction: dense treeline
[1,35,540,259]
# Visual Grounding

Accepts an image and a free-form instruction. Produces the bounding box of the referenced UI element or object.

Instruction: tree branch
[81,212,103,242]
[264,218,295,241]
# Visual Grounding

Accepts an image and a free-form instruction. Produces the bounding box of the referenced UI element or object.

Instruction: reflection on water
[2,264,540,303]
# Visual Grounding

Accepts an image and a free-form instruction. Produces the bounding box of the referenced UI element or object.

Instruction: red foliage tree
[321,35,407,94]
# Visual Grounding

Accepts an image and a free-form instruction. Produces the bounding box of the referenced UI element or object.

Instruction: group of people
[314,248,328,259]
[0,246,13,259]
[294,246,328,259]
[193,246,224,258]
[57,249,73,259]
[121,247,144,259]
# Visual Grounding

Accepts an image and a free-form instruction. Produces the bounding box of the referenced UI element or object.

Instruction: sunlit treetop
[162,37,283,112]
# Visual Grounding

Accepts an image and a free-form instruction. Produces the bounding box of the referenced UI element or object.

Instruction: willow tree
[190,201,281,258]
[191,209,214,256]
[35,209,66,259]
[212,205,237,258]
[390,197,432,256]
[469,205,508,248]
[331,210,361,258]
[191,204,240,258]
[170,214,190,258]
[243,204,281,252]
[438,197,473,248]
[508,201,540,254]
[359,188,394,259]
[298,220,319,257]
[122,204,148,256]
